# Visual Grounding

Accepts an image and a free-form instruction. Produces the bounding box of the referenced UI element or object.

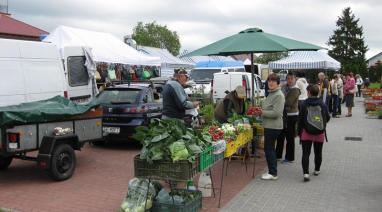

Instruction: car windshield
[96,89,141,104]
[190,69,221,81]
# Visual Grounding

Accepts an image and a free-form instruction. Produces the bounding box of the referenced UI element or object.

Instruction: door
[212,73,231,102]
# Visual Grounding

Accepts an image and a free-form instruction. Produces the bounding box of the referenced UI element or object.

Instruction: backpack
[305,105,326,135]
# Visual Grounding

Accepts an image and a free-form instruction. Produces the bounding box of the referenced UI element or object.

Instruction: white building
[367,52,382,67]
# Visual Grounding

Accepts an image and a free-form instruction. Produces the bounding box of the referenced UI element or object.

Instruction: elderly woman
[255,73,285,180]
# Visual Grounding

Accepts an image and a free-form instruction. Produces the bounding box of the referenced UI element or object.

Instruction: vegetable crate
[253,123,264,136]
[151,189,202,212]
[224,140,237,158]
[233,130,253,150]
[199,145,224,172]
[134,155,198,181]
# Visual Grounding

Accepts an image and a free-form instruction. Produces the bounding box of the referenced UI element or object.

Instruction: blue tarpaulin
[195,60,243,68]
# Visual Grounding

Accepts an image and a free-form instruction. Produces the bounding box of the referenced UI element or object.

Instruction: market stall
[362,88,382,118]
[120,112,259,211]
[268,51,341,70]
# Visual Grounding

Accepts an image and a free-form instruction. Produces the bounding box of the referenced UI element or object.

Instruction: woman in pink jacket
[343,73,356,117]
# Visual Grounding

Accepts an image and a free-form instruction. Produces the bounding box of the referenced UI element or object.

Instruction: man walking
[276,72,300,163]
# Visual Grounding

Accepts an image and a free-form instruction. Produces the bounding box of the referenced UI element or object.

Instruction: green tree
[254,52,288,64]
[132,21,181,56]
[328,7,368,76]
[368,62,382,83]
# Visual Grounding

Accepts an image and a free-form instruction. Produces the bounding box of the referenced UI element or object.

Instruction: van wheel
[0,156,13,170]
[48,144,76,181]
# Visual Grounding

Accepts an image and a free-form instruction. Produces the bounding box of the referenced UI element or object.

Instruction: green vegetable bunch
[133,118,211,163]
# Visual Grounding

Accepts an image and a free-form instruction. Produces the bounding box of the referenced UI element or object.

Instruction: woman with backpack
[298,84,330,182]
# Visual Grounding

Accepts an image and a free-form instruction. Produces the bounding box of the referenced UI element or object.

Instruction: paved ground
[0,131,266,211]
[222,97,382,212]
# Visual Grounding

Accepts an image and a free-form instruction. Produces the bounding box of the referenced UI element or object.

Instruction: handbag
[349,86,357,94]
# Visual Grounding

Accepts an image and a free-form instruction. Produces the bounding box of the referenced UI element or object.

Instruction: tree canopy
[132,21,181,56]
[327,7,368,76]
[254,52,288,64]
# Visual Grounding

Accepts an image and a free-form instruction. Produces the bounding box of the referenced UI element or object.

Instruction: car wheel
[0,156,13,170]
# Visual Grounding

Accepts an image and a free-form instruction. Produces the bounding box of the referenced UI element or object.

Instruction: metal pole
[251,52,255,105]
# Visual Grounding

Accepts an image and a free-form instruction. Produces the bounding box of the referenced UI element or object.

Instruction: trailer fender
[37,135,79,170]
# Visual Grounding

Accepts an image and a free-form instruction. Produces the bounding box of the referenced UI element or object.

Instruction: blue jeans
[264,128,282,176]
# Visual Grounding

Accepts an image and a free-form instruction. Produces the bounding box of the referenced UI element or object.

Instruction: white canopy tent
[43,25,161,96]
[139,46,194,77]
[43,25,161,66]
[268,51,341,71]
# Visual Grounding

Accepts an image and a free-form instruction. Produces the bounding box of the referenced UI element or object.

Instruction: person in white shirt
[296,72,308,110]
[355,74,363,97]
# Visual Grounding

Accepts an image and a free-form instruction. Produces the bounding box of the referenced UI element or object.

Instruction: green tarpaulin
[0,96,100,127]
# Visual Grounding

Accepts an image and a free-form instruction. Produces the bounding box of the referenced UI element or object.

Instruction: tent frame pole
[250,52,255,105]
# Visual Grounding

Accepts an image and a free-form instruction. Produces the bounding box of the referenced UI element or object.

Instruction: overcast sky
[5,0,382,59]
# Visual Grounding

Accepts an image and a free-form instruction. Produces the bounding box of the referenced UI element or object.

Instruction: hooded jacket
[297,97,330,136]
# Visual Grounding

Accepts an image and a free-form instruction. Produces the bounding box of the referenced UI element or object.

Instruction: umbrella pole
[250,52,255,106]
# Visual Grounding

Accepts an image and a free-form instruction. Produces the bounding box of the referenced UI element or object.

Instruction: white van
[185,66,245,97]
[0,39,92,107]
[212,72,264,103]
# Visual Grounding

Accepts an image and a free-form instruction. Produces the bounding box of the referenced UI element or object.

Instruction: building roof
[367,52,382,61]
[367,52,382,67]
[0,13,48,38]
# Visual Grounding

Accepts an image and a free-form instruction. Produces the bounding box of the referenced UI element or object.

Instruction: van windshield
[190,69,221,81]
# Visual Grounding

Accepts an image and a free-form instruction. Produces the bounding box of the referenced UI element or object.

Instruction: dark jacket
[297,97,330,136]
[162,80,194,119]
[214,91,245,123]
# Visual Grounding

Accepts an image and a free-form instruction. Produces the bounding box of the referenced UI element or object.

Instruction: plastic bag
[120,178,161,212]
[213,139,226,154]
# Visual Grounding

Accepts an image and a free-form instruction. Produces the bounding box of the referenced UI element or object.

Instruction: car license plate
[9,143,18,149]
[103,127,120,134]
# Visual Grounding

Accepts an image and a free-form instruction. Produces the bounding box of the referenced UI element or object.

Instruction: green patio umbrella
[185,28,323,104]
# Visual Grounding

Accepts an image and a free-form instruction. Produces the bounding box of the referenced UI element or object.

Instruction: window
[190,69,220,81]
[96,89,140,104]
[67,56,89,87]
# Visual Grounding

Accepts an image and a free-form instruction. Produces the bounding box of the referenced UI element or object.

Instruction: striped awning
[269,51,341,71]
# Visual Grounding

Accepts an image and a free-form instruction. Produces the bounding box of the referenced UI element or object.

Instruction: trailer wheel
[0,156,13,170]
[48,144,76,181]
[91,140,105,146]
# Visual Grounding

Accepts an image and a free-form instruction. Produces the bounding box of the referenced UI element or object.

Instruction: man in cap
[214,85,247,123]
[162,68,199,120]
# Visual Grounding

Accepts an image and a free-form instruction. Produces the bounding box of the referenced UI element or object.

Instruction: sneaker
[282,159,294,164]
[303,174,310,182]
[313,170,320,176]
[261,173,278,180]
[276,158,282,162]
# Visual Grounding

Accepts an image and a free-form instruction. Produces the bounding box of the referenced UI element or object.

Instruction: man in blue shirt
[162,69,199,120]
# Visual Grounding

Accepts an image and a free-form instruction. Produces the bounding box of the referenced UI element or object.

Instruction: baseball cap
[177,68,189,78]
[235,86,246,99]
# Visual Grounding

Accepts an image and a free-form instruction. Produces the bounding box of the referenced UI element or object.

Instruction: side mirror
[143,96,148,103]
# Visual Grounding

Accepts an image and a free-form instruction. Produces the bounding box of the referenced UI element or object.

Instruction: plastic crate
[199,145,224,172]
[134,155,198,181]
[224,140,237,158]
[152,189,202,212]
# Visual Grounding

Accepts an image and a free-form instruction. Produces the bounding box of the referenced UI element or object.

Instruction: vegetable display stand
[134,155,199,182]
[152,189,202,212]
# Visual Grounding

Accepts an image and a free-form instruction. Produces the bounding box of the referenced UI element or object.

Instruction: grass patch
[369,83,380,89]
